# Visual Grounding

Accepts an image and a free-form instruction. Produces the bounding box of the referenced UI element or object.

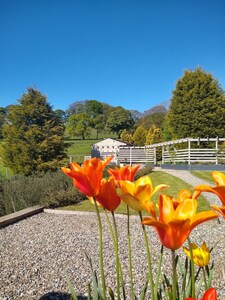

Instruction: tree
[86,100,103,118]
[121,129,133,144]
[0,107,6,139]
[106,107,135,137]
[66,100,87,116]
[66,113,91,139]
[136,111,166,130]
[132,126,147,146]
[1,87,67,175]
[92,114,106,139]
[167,67,225,139]
[145,125,163,145]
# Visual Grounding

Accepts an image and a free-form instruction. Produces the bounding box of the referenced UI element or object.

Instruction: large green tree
[106,107,135,137]
[167,67,225,139]
[1,88,67,175]
[132,126,147,146]
[66,113,91,139]
[136,111,166,130]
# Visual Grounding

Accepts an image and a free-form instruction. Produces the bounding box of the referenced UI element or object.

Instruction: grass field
[191,170,225,184]
[61,171,210,214]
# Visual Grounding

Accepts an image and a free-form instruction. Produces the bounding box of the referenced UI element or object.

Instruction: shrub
[0,170,85,216]
[134,164,153,180]
[41,187,86,208]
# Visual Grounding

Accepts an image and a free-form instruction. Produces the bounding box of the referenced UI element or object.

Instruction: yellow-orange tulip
[61,157,112,197]
[183,242,210,267]
[195,171,225,205]
[95,177,121,212]
[166,189,201,209]
[142,194,218,250]
[211,204,225,218]
[119,175,168,211]
[108,165,140,182]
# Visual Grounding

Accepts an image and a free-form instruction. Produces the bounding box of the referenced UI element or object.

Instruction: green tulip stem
[94,199,107,299]
[139,211,155,300]
[105,210,126,299]
[172,250,177,300]
[112,211,121,300]
[127,205,135,300]
[188,238,196,299]
[203,267,208,291]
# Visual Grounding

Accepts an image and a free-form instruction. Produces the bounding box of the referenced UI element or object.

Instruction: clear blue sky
[1,0,225,113]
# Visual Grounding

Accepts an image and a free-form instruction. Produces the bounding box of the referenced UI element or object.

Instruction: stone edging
[0,205,45,228]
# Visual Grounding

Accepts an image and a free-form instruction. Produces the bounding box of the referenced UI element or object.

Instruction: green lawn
[65,133,117,163]
[61,171,210,214]
[191,171,225,184]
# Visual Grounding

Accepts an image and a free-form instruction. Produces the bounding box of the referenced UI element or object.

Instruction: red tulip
[62,156,112,197]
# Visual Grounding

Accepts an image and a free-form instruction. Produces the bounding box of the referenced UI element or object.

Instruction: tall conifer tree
[2,87,67,175]
[167,67,225,139]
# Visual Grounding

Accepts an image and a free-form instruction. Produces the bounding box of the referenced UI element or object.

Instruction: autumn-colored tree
[120,129,133,144]
[145,125,163,145]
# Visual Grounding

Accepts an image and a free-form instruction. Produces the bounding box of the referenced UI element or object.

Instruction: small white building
[91,138,128,164]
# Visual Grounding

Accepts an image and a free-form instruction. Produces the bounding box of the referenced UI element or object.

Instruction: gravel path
[0,170,225,299]
[156,168,222,206]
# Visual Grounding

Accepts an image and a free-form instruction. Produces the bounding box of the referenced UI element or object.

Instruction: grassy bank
[61,171,210,214]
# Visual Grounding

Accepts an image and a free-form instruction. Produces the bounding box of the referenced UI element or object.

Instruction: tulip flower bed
[62,157,224,300]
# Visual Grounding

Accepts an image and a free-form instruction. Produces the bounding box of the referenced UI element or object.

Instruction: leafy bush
[134,164,153,180]
[0,170,85,216]
[41,187,86,208]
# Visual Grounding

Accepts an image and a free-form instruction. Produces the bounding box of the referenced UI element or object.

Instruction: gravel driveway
[0,170,225,299]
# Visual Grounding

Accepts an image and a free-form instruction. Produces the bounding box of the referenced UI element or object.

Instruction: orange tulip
[108,165,140,181]
[211,204,225,218]
[185,287,217,300]
[195,171,225,205]
[142,194,218,250]
[119,175,168,211]
[194,171,225,219]
[95,177,121,212]
[166,189,201,209]
[61,157,112,197]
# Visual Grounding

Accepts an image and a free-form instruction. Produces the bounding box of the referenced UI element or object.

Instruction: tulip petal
[211,204,225,218]
[152,184,169,195]
[190,210,218,231]
[211,171,225,186]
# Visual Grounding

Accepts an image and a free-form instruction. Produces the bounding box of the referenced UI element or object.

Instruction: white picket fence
[118,138,225,165]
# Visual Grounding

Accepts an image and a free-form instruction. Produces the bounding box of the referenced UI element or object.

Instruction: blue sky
[1,0,225,113]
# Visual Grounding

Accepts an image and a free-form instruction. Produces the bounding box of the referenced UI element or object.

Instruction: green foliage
[0,170,86,216]
[145,125,163,145]
[66,113,91,139]
[134,165,153,180]
[167,67,225,139]
[132,126,147,146]
[120,129,133,144]
[0,108,6,139]
[136,112,166,130]
[162,115,173,141]
[2,88,67,175]
[106,107,135,137]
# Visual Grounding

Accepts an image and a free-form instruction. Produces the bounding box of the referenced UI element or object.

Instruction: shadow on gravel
[39,292,87,300]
